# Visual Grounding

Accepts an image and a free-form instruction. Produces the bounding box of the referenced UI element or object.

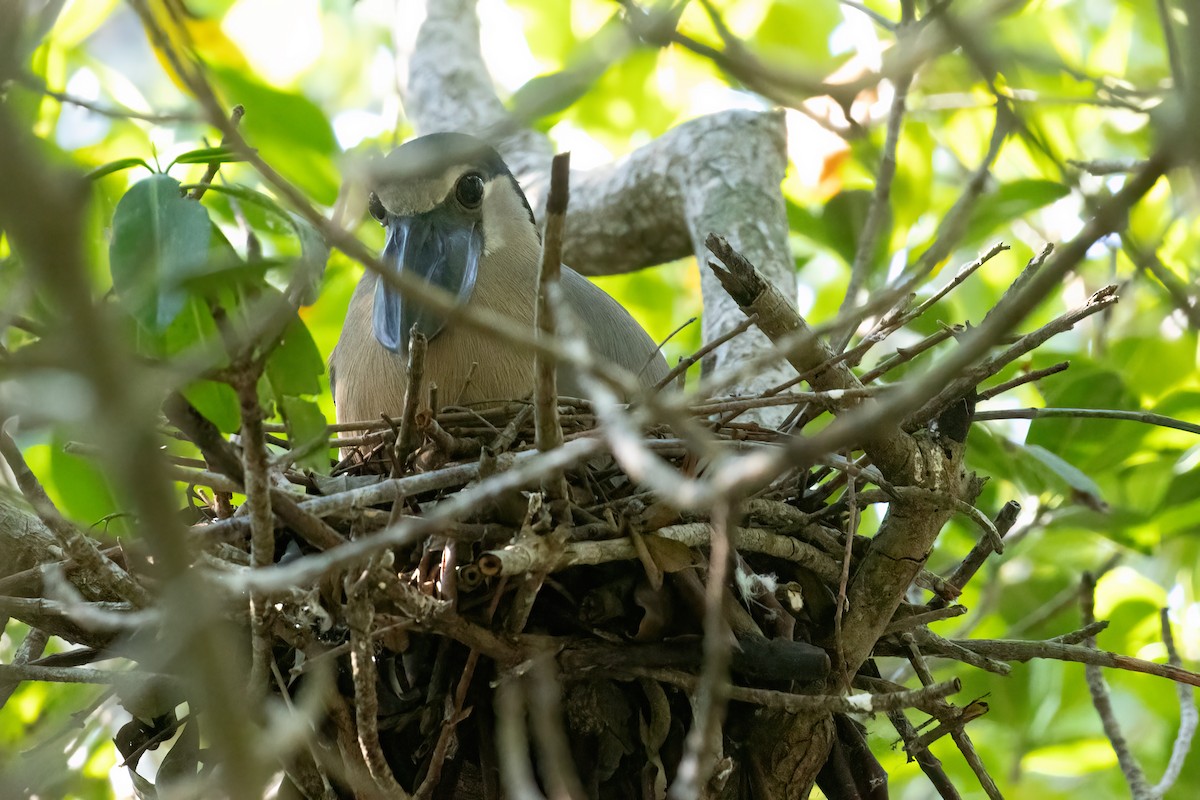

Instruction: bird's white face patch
[479,177,539,257]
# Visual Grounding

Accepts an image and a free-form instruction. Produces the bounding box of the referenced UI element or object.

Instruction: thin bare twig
[656,314,758,391]
[346,568,411,798]
[0,427,150,608]
[904,638,1003,799]
[973,406,1200,437]
[976,361,1069,400]
[14,72,201,124]
[836,0,916,351]
[188,104,245,201]
[834,455,858,689]
[668,498,737,800]
[930,501,1021,610]
[1080,572,1154,799]
[535,153,570,504]
[1154,608,1198,796]
[392,330,428,477]
[495,674,546,800]
[0,627,49,709]
[233,367,275,694]
[525,655,587,800]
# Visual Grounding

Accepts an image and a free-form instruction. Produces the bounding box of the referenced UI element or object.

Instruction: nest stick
[392,329,428,477]
[535,152,571,503]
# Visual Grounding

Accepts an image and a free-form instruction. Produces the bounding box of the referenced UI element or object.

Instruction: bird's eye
[367,192,386,224]
[455,173,485,209]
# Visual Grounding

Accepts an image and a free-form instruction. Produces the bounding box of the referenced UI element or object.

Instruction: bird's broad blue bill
[373,211,483,354]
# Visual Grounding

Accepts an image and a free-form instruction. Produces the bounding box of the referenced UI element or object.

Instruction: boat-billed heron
[331,133,669,423]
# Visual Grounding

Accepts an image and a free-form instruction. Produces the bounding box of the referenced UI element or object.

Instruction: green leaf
[287,213,330,306]
[209,67,340,204]
[1022,444,1108,511]
[169,146,245,167]
[1026,362,1144,473]
[187,182,292,222]
[47,436,121,529]
[753,0,841,72]
[189,185,328,296]
[788,191,886,267]
[160,295,223,360]
[280,396,329,473]
[965,179,1070,244]
[182,379,240,434]
[265,312,324,398]
[109,174,213,331]
[85,157,152,181]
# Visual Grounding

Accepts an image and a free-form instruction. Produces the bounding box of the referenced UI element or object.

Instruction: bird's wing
[557,266,669,395]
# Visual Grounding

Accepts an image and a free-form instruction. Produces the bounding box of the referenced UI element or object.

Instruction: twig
[490,404,534,453]
[1154,0,1185,97]
[1070,158,1150,175]
[164,394,346,550]
[392,330,428,477]
[234,365,276,695]
[0,627,48,709]
[656,314,758,391]
[973,406,1200,437]
[223,438,605,595]
[839,0,897,30]
[1154,608,1198,796]
[858,326,957,385]
[525,655,587,800]
[535,153,570,504]
[901,243,1010,327]
[1080,572,1153,799]
[1049,620,1109,646]
[477,522,840,584]
[644,315,697,380]
[898,107,1011,292]
[188,104,245,201]
[836,0,915,351]
[1122,237,1200,329]
[14,72,200,124]
[414,580,507,800]
[908,628,1012,676]
[834,455,858,688]
[976,361,1069,400]
[884,605,968,635]
[734,141,1166,501]
[948,638,1200,688]
[910,283,1120,427]
[704,232,915,478]
[857,666,962,796]
[346,569,411,798]
[904,638,1003,799]
[624,666,961,714]
[268,661,338,800]
[930,501,1021,609]
[552,281,721,508]
[495,674,546,800]
[0,427,151,607]
[667,498,737,800]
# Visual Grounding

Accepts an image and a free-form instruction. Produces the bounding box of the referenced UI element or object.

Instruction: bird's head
[366,132,537,355]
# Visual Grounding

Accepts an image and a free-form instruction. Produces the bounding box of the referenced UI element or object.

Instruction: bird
[331,132,669,424]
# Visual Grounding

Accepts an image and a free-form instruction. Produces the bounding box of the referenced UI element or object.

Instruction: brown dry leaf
[642,535,701,575]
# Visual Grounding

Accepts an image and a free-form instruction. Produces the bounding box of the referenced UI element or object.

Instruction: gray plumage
[331,133,668,423]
